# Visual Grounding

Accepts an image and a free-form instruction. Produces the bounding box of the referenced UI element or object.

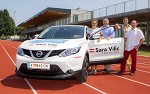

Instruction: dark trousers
[121,48,137,73]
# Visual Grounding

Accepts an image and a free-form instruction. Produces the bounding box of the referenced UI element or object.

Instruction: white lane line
[138,55,150,57]
[0,43,16,66]
[138,58,150,61]
[138,59,150,63]
[111,65,150,86]
[83,83,107,94]
[4,41,107,94]
[0,42,38,94]
[24,78,37,94]
[112,62,150,66]
[112,65,150,74]
[136,69,150,74]
[113,75,150,87]
[7,40,21,46]
[138,63,150,66]
[2,41,18,49]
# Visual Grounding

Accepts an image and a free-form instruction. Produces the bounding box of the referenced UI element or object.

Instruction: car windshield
[38,26,84,39]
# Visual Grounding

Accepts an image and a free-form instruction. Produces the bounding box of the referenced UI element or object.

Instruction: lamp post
[14,11,16,35]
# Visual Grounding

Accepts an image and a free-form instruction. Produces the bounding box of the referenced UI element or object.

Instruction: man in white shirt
[118,20,145,76]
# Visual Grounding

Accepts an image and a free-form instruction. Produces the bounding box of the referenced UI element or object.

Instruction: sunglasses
[92,22,97,24]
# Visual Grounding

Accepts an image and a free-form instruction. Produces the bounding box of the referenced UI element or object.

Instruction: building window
[73,15,78,23]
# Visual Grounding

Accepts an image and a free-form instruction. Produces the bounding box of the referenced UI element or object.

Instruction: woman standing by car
[87,19,104,74]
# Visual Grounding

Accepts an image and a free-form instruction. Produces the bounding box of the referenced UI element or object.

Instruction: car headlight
[59,46,81,57]
[17,47,24,56]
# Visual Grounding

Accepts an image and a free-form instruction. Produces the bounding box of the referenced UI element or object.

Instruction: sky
[0,0,128,26]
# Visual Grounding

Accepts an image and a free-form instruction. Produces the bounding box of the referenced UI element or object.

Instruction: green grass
[138,45,150,56]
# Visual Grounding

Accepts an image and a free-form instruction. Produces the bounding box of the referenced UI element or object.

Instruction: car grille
[22,49,64,58]
[19,63,64,76]
[32,50,49,58]
[22,49,31,57]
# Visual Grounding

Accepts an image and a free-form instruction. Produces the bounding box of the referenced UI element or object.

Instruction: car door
[103,38,124,60]
[88,36,124,63]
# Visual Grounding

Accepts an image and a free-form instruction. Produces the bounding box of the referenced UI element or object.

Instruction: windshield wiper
[37,37,45,39]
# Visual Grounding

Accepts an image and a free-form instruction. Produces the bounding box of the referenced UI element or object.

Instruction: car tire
[75,55,89,83]
[15,68,19,76]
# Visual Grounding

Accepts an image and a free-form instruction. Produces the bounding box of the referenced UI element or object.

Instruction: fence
[50,0,150,25]
[24,0,150,33]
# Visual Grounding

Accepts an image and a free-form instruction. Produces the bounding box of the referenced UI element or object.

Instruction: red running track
[0,40,150,94]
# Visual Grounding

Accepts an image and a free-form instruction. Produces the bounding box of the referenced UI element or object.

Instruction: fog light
[67,70,73,74]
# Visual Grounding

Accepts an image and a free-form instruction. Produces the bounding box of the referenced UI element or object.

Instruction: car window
[114,25,124,38]
[115,29,123,38]
[38,26,84,39]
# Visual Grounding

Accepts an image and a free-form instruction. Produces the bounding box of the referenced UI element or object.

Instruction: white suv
[16,25,124,82]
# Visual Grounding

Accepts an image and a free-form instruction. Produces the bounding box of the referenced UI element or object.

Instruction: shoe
[117,71,123,76]
[93,70,97,74]
[101,68,107,72]
[128,65,131,71]
[101,69,111,74]
[105,70,111,74]
[130,72,135,76]
[89,70,94,75]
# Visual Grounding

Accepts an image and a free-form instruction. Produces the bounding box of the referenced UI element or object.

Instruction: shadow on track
[88,69,131,76]
[1,74,81,90]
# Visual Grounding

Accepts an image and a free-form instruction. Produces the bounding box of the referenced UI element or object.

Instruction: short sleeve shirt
[100,26,115,38]
[122,25,131,37]
[125,28,144,51]
[87,27,101,37]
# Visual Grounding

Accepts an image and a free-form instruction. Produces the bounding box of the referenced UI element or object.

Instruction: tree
[0,9,16,36]
[0,10,4,36]
[16,27,25,35]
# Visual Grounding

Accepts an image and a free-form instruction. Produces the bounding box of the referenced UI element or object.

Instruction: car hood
[19,39,86,50]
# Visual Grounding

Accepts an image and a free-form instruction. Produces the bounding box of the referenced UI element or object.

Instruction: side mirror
[34,34,39,39]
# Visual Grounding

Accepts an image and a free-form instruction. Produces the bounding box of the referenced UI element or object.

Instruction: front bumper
[16,64,82,79]
[16,53,84,73]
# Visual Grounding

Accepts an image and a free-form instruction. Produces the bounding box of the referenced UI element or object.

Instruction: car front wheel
[76,55,89,83]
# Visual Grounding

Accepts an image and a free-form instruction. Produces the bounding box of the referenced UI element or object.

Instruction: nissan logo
[36,51,43,57]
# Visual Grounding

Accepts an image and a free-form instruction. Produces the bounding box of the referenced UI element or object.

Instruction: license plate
[27,62,50,70]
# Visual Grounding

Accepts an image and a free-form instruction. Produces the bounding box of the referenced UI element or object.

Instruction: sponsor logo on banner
[29,39,68,47]
[74,56,82,58]
[30,40,67,44]
[89,48,95,53]
[29,44,34,46]
[89,46,119,54]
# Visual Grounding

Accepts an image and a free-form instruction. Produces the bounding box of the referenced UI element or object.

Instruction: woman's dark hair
[91,19,98,24]
[123,17,129,20]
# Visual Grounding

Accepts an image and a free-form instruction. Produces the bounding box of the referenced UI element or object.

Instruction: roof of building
[18,7,71,27]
